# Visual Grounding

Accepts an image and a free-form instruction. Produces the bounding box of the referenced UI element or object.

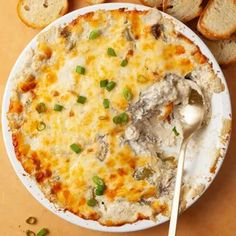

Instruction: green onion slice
[89,29,101,40]
[87,198,97,207]
[113,115,122,124]
[26,216,37,225]
[77,96,87,104]
[120,59,128,67]
[36,228,49,236]
[103,99,110,109]
[37,122,46,131]
[107,47,117,57]
[123,87,133,101]
[172,126,180,136]
[120,112,129,123]
[92,175,104,186]
[70,143,82,154]
[113,112,129,125]
[100,79,108,88]
[95,184,105,196]
[106,81,116,91]
[54,104,63,111]
[76,65,86,75]
[36,103,46,113]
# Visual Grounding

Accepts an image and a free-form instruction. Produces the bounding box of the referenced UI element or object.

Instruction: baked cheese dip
[7,9,224,226]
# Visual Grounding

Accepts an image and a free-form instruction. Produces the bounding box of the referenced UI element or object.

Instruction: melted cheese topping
[8,9,222,225]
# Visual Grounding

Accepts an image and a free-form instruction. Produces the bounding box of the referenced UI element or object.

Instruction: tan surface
[0,1,235,235]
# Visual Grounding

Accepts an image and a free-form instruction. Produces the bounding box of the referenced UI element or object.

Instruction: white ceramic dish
[1,3,232,232]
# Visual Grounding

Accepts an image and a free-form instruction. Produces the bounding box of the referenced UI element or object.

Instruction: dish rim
[1,2,232,232]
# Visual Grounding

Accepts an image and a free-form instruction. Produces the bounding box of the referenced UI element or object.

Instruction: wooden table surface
[0,1,235,235]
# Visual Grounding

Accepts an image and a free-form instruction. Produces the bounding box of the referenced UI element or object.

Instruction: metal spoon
[168,89,205,236]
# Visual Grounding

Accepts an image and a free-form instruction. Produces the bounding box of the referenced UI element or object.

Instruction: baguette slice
[163,0,203,22]
[197,0,236,40]
[86,0,106,5]
[204,37,236,66]
[17,0,68,29]
[140,0,163,8]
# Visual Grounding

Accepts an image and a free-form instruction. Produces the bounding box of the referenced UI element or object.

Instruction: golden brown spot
[45,169,52,178]
[109,173,117,180]
[19,75,37,93]
[38,43,52,59]
[106,159,115,168]
[51,182,62,194]
[142,187,156,198]
[79,197,86,206]
[193,50,207,64]
[109,127,125,136]
[175,45,185,55]
[63,189,70,199]
[45,72,57,85]
[35,171,45,183]
[159,103,173,120]
[87,212,100,221]
[86,148,94,153]
[52,90,60,96]
[117,168,127,176]
[105,188,117,200]
[98,115,109,120]
[9,100,23,114]
[126,49,134,59]
[69,110,74,117]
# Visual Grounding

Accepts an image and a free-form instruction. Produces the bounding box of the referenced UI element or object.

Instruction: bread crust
[86,0,106,5]
[163,0,203,22]
[17,0,68,29]
[140,0,163,9]
[197,0,236,40]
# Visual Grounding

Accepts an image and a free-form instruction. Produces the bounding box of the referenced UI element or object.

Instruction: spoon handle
[168,140,188,236]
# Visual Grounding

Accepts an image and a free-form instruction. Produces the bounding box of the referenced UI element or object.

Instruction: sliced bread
[204,37,236,65]
[163,0,203,22]
[140,0,163,8]
[197,0,236,40]
[17,0,68,29]
[86,0,106,5]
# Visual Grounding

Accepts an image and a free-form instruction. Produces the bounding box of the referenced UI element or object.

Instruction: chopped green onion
[107,47,117,57]
[92,175,104,186]
[76,65,86,75]
[113,112,129,125]
[100,79,108,88]
[89,29,101,40]
[36,103,46,113]
[36,228,49,236]
[172,126,179,136]
[113,115,123,124]
[120,112,129,123]
[106,81,116,91]
[37,122,46,131]
[87,198,97,207]
[26,216,37,225]
[95,185,105,196]
[123,87,133,101]
[70,143,82,154]
[54,104,63,111]
[77,96,87,104]
[26,230,36,236]
[120,59,128,67]
[103,99,110,109]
